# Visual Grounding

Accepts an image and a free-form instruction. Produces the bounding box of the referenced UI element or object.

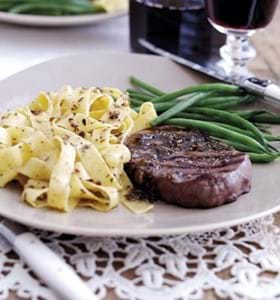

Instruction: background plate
[0,11,126,27]
[0,52,279,236]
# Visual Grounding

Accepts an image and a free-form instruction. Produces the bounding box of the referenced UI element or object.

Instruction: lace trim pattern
[0,215,280,300]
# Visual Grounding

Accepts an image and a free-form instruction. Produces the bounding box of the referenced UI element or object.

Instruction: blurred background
[0,0,279,81]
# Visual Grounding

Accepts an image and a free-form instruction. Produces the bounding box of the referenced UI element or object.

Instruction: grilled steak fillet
[125,126,252,208]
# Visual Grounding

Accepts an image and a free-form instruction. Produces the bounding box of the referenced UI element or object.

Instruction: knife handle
[243,78,280,102]
[264,83,280,102]
[14,232,97,300]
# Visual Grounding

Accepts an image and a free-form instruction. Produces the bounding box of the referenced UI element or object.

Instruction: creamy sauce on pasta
[0,85,156,213]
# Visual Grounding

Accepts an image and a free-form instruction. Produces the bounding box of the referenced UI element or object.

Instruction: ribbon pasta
[0,86,157,213]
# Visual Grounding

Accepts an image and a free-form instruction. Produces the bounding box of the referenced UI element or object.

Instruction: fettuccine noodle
[0,86,157,213]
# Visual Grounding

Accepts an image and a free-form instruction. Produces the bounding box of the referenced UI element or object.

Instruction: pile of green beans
[0,0,105,15]
[128,76,280,163]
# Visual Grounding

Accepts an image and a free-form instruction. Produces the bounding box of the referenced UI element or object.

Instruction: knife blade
[139,38,280,103]
[0,218,98,300]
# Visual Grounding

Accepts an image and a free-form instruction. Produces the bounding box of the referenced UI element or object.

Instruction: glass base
[210,21,257,78]
[217,59,254,82]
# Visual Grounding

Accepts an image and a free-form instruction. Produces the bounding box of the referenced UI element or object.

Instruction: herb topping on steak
[125,126,252,208]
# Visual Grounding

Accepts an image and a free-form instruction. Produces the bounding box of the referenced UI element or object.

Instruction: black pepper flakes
[81,145,90,151]
[31,110,41,115]
[109,110,120,120]
[37,194,47,201]
[125,188,150,203]
[71,104,78,111]
[79,131,85,138]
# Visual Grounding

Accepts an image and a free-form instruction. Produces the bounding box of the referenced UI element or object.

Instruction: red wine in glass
[205,0,278,30]
[204,0,279,76]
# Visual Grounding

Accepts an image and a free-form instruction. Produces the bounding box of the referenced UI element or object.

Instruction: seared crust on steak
[125,126,252,208]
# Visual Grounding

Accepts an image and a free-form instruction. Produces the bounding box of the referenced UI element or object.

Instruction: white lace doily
[1,215,280,300]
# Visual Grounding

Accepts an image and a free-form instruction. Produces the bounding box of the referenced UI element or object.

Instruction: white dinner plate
[0,10,126,27]
[0,52,279,236]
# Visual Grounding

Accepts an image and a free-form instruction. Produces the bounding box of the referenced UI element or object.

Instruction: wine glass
[204,0,279,77]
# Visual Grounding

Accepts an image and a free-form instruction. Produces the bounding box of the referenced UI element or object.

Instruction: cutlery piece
[0,218,98,300]
[139,38,280,103]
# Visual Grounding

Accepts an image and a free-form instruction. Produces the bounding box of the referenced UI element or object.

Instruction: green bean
[137,96,244,112]
[248,153,279,163]
[0,0,31,7]
[0,0,21,2]
[0,2,15,10]
[186,107,269,149]
[9,1,104,14]
[268,144,279,152]
[133,107,140,113]
[152,102,174,112]
[208,100,244,110]
[128,93,154,102]
[197,95,254,107]
[215,123,277,152]
[264,135,280,142]
[152,93,212,107]
[129,90,251,110]
[209,96,255,109]
[135,98,276,149]
[164,118,267,154]
[176,112,214,121]
[152,83,242,103]
[212,137,256,153]
[127,89,153,98]
[127,88,139,94]
[235,110,280,124]
[129,92,237,107]
[13,7,61,15]
[208,137,278,163]
[132,93,231,112]
[129,76,165,96]
[151,92,212,126]
[211,122,280,142]
[255,123,272,134]
[129,98,144,106]
[250,114,280,124]
[230,110,268,118]
[211,122,252,135]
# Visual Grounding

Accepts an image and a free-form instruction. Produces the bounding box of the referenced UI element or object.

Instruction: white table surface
[0,16,129,80]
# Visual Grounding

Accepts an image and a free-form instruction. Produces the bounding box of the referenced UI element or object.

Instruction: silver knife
[139,38,280,102]
[0,218,98,300]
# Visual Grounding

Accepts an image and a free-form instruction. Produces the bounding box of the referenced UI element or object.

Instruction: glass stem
[220,31,256,76]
